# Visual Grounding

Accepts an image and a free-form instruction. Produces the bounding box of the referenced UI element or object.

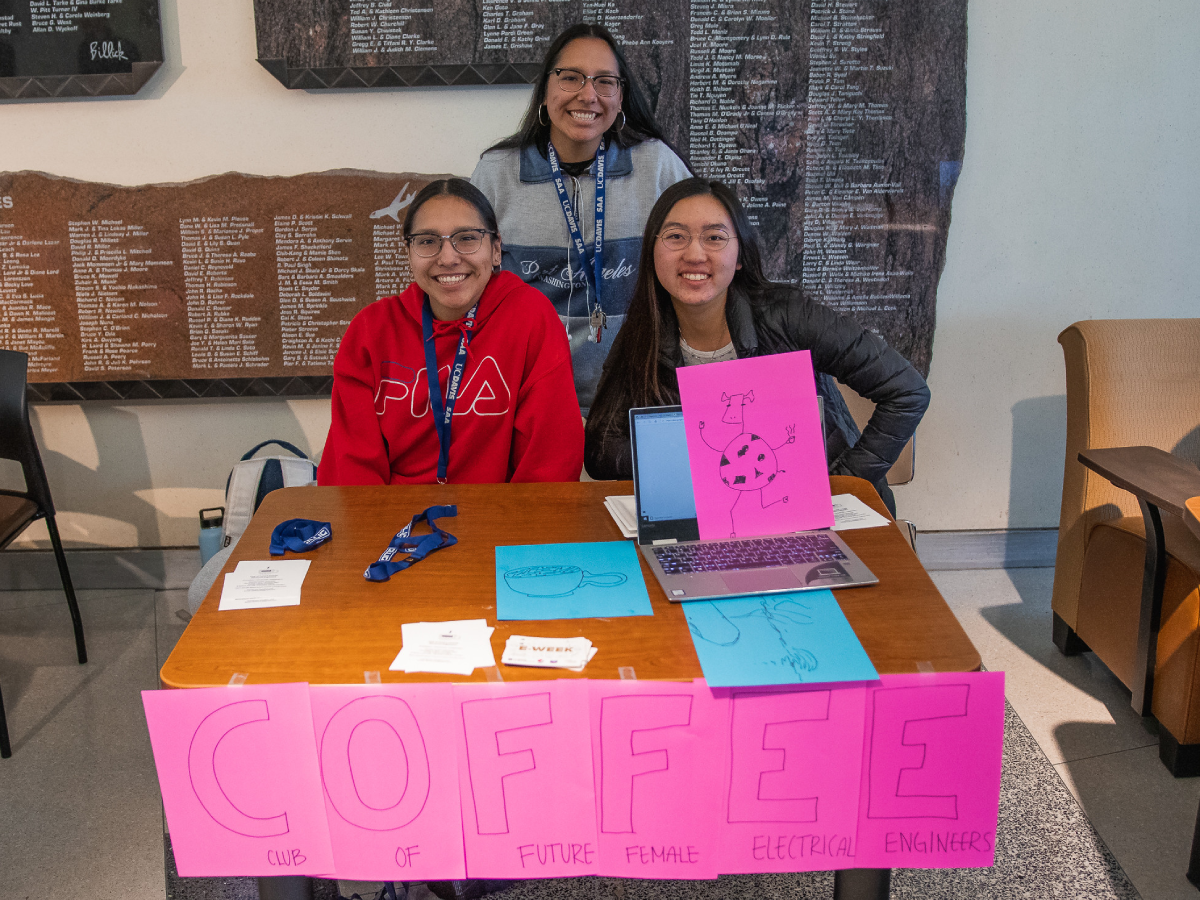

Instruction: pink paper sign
[142,684,335,877]
[677,351,832,540]
[453,680,599,878]
[719,685,866,873]
[589,679,724,879]
[854,672,1005,869]
[309,684,466,881]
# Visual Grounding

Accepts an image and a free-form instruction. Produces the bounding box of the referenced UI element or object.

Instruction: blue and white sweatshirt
[472,139,691,411]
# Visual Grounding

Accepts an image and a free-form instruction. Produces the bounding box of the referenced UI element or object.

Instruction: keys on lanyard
[589,306,608,343]
[547,140,607,344]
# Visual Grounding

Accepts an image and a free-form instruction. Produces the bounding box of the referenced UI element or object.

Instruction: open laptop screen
[629,406,701,544]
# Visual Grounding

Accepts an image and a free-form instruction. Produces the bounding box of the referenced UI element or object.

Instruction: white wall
[909,0,1200,529]
[4,0,1198,547]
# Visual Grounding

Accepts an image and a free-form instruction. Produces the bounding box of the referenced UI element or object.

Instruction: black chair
[0,350,87,758]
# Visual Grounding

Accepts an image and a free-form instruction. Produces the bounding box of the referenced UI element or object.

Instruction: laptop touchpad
[721,567,802,594]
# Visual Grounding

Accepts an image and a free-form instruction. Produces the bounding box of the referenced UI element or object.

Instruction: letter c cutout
[188,700,289,837]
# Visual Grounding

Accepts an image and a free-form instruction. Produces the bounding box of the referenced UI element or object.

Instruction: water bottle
[198,507,225,566]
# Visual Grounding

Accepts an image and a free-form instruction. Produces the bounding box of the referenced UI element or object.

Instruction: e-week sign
[142,672,1004,880]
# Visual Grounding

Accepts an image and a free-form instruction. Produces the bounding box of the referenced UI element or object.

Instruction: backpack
[187,440,317,614]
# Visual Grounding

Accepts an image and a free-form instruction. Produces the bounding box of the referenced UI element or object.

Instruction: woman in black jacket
[583,177,930,515]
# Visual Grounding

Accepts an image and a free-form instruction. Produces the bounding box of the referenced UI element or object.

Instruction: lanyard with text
[422,296,477,484]
[547,138,607,342]
[364,505,458,582]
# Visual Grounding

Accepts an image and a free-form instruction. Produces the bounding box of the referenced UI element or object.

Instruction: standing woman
[471,23,692,411]
[318,178,583,486]
[584,178,930,515]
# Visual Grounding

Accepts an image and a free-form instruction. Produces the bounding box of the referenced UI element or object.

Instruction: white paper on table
[502,635,593,669]
[830,493,892,531]
[390,619,496,675]
[218,559,311,610]
[566,646,599,672]
[604,495,638,538]
[605,492,889,535]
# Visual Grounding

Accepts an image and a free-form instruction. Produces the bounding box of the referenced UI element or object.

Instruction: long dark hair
[587,178,772,439]
[486,23,668,156]
[402,178,500,239]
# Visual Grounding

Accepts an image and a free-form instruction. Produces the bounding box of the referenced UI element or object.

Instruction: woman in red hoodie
[318,178,584,485]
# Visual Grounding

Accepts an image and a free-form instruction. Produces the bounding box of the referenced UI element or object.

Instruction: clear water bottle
[198,507,225,566]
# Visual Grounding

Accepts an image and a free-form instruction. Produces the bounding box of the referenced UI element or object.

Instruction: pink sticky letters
[719,684,867,873]
[143,673,1004,879]
[590,680,724,878]
[853,672,1005,869]
[309,684,466,881]
[453,680,599,878]
[142,683,335,877]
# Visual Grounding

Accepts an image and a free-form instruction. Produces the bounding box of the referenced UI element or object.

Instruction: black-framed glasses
[657,227,734,252]
[551,68,624,97]
[405,229,495,258]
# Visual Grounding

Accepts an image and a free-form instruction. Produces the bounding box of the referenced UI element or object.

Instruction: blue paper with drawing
[496,541,653,620]
[683,590,878,687]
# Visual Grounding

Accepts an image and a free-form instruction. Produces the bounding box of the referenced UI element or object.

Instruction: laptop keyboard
[652,533,847,574]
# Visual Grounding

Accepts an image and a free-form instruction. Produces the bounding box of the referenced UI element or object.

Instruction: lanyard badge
[365,505,458,582]
[422,297,477,484]
[548,139,607,343]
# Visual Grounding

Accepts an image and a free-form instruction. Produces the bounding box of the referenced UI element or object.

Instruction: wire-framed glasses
[406,229,495,257]
[551,68,624,97]
[657,227,734,252]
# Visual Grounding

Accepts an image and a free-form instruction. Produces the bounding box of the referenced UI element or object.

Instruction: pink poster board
[854,672,1005,869]
[309,684,466,881]
[718,685,866,873]
[589,679,724,879]
[453,680,599,878]
[142,684,335,877]
[677,351,832,540]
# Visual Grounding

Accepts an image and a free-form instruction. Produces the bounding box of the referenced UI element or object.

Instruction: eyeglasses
[405,229,495,258]
[657,227,735,252]
[551,68,624,98]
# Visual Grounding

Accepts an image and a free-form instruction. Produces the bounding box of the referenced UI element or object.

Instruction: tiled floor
[0,568,1197,899]
[933,568,1200,900]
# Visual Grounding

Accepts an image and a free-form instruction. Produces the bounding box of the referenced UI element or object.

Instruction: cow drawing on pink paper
[698,390,796,537]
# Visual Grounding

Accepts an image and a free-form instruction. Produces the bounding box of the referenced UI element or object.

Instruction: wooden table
[161,477,980,900]
[162,477,978,687]
[1077,446,1200,717]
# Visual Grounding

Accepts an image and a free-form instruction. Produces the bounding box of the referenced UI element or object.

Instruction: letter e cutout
[867,685,969,820]
[727,690,831,823]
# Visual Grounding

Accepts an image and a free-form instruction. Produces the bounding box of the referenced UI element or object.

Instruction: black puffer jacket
[583,284,930,509]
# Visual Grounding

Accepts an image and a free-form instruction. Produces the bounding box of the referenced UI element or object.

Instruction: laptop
[629,405,878,601]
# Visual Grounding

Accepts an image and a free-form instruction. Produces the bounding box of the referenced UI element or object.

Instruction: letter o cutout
[320,696,431,830]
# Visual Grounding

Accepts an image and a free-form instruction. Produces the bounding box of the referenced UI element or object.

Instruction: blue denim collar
[518,140,634,184]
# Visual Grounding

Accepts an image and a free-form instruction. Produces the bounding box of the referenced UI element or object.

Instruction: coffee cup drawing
[503,564,627,598]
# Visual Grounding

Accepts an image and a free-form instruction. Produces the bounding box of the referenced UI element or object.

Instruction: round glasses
[657,227,734,252]
[551,68,624,98]
[406,229,495,258]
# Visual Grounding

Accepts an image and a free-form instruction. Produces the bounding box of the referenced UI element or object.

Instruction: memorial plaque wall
[0,0,163,98]
[0,170,443,399]
[254,0,967,377]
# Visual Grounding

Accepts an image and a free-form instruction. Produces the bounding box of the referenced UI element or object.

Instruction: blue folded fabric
[269,518,332,556]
